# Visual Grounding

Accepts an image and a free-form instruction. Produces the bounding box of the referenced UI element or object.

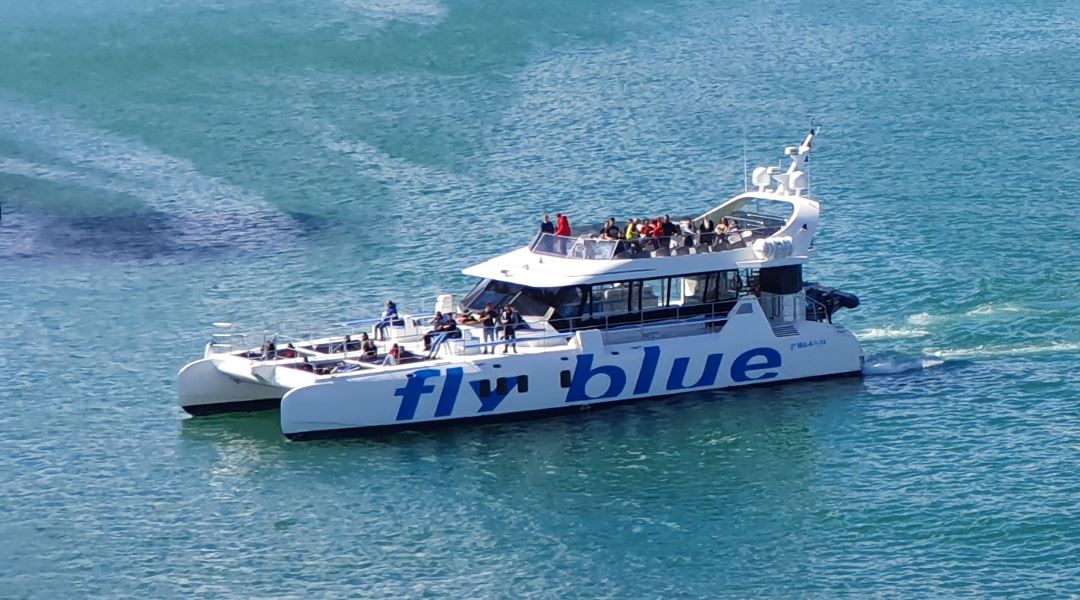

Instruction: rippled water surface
[3,0,1080,596]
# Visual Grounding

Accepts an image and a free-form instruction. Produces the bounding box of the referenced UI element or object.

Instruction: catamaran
[178,128,862,440]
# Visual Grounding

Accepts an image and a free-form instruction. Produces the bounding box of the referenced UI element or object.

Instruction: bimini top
[463,129,822,288]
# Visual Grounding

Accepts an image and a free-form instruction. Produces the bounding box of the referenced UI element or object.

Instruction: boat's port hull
[280,313,864,440]
[283,368,862,441]
[177,357,285,416]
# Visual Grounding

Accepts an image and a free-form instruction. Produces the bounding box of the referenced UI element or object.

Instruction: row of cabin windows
[558,270,745,319]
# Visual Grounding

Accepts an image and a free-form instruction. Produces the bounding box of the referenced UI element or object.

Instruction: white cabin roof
[462,192,820,288]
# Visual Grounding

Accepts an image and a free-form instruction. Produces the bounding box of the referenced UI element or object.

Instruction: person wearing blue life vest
[375,299,399,340]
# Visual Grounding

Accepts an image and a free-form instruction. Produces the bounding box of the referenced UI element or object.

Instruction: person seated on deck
[728,218,739,232]
[423,311,458,351]
[260,340,276,360]
[455,309,479,325]
[374,299,399,340]
[297,355,315,372]
[359,333,377,360]
[715,217,730,235]
[278,343,297,359]
[381,343,401,366]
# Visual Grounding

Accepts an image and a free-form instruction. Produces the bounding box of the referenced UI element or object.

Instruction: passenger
[374,299,399,340]
[381,343,400,366]
[729,219,740,232]
[554,213,572,254]
[662,215,679,238]
[455,309,479,325]
[715,217,730,235]
[699,217,716,244]
[260,339,276,360]
[479,303,498,354]
[360,333,377,359]
[605,218,621,240]
[540,214,555,235]
[647,218,663,249]
[501,305,522,354]
[624,218,639,241]
[423,311,457,351]
[278,343,297,359]
[554,213,572,237]
[681,220,695,247]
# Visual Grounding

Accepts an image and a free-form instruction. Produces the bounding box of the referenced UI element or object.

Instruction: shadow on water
[177,375,868,458]
[179,409,286,447]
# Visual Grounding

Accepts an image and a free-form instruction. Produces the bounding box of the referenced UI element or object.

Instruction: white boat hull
[280,301,863,440]
[177,356,286,415]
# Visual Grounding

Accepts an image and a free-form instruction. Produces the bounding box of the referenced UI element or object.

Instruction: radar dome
[751,167,770,189]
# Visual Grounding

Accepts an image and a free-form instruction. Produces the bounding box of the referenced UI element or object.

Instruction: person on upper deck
[605,218,621,240]
[698,218,716,244]
[624,218,639,241]
[540,214,555,235]
[554,213,571,237]
[662,215,678,238]
[729,218,739,232]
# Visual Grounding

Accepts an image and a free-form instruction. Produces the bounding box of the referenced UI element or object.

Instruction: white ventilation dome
[751,166,770,190]
[789,170,807,194]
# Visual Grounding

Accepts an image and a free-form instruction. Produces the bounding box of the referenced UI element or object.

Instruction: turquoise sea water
[3,0,1080,596]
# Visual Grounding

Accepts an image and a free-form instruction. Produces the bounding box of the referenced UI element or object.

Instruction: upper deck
[463,128,822,288]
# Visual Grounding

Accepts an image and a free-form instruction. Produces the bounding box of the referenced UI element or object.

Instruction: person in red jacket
[554,213,572,254]
[554,213,571,236]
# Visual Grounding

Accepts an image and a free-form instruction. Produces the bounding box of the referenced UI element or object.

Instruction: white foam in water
[906,312,944,326]
[0,99,296,251]
[862,356,945,376]
[923,342,1080,360]
[855,326,931,340]
[965,303,1028,316]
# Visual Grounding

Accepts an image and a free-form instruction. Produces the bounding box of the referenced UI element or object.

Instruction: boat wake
[922,342,1080,360]
[862,354,945,376]
[855,326,930,340]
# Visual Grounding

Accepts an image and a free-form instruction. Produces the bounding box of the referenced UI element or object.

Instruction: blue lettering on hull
[392,347,784,422]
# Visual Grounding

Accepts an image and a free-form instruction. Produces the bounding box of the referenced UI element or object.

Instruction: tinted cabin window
[759,265,803,295]
[682,275,706,305]
[590,282,630,316]
[555,287,584,318]
[640,279,665,310]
